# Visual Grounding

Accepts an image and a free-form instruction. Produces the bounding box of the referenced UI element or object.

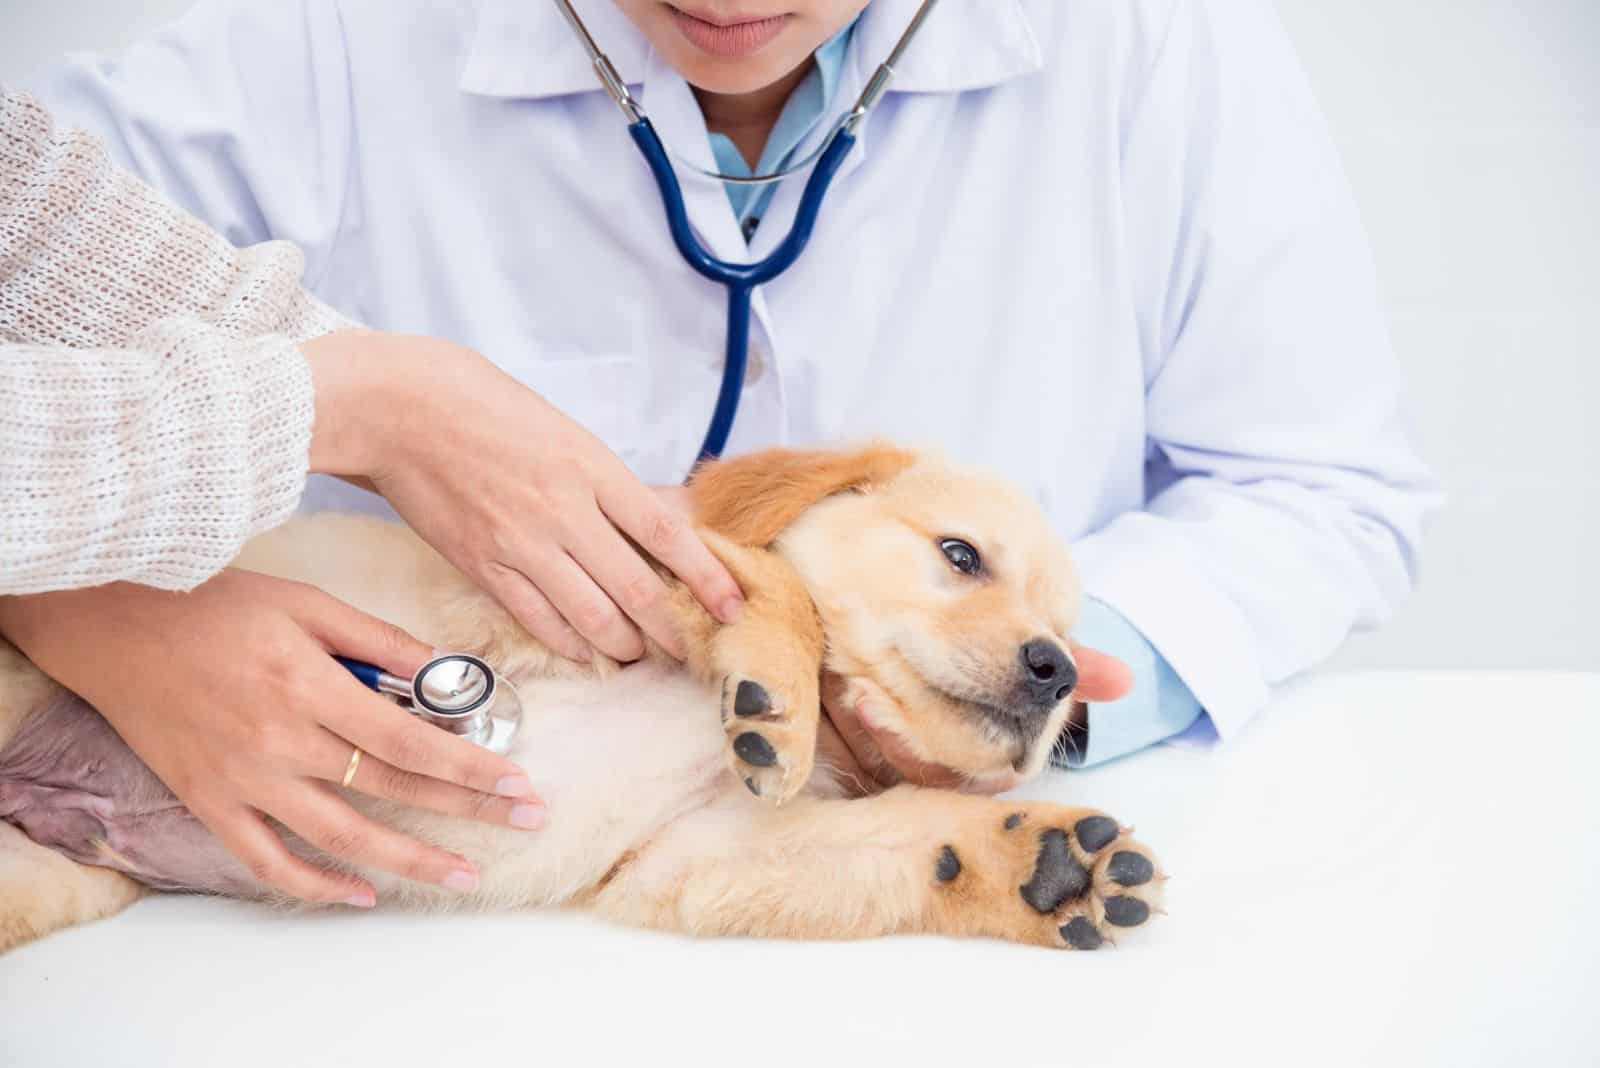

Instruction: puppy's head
[691,444,1082,791]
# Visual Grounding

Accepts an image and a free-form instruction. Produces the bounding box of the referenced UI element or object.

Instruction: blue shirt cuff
[1052,596,1209,768]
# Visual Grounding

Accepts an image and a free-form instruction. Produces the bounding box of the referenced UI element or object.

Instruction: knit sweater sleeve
[0,90,353,594]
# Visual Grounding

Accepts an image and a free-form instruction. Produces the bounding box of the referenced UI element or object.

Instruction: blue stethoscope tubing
[553,0,942,467]
[626,119,858,463]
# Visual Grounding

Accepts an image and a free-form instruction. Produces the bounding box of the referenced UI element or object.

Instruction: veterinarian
[0,0,1437,905]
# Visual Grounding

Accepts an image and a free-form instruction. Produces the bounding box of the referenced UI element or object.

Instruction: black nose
[1019,639,1077,706]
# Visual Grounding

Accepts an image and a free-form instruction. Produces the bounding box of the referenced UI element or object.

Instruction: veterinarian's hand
[0,571,544,907]
[1067,644,1135,703]
[303,330,744,665]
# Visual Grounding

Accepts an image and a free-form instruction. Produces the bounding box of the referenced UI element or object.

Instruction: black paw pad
[1107,851,1155,887]
[1074,815,1119,853]
[1019,829,1090,914]
[1104,896,1150,927]
[733,732,777,767]
[1060,917,1103,951]
[1004,813,1024,831]
[936,846,962,883]
[734,680,774,718]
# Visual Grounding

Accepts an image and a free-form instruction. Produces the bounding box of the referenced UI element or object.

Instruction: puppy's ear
[688,443,917,547]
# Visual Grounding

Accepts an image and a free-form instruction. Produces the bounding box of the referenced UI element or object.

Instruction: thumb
[1070,644,1134,704]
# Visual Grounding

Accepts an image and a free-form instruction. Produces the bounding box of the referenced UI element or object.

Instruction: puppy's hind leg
[590,788,1166,950]
[0,822,143,953]
[671,535,824,806]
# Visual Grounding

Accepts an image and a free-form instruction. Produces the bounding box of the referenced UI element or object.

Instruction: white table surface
[4,671,1598,1068]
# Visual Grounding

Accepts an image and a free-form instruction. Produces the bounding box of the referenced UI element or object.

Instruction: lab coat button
[745,346,767,386]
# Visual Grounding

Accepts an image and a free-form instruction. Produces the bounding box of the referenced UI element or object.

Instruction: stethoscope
[335,654,523,754]
[553,0,942,463]
[327,8,941,752]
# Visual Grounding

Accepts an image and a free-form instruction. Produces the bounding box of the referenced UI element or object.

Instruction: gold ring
[341,746,363,788]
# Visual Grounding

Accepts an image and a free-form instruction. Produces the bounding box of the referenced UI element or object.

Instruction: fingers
[1069,644,1134,703]
[507,544,646,663]
[320,670,539,801]
[196,800,376,907]
[274,783,483,894]
[650,484,695,514]
[483,563,592,663]
[565,511,689,659]
[598,473,743,626]
[335,732,547,831]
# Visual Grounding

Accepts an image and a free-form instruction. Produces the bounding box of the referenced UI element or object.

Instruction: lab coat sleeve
[1052,597,1205,769]
[1072,0,1442,739]
[17,0,354,287]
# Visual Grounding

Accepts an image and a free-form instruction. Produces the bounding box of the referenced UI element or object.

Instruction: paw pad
[1060,916,1103,951]
[1019,829,1089,914]
[733,732,777,767]
[1107,851,1154,887]
[1103,896,1150,927]
[734,680,774,718]
[1074,816,1119,853]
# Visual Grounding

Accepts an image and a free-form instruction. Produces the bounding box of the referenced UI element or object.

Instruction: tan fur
[0,445,1165,954]
[687,442,918,547]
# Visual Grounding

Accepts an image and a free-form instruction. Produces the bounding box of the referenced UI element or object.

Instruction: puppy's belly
[0,662,730,909]
[0,692,258,895]
[362,660,730,909]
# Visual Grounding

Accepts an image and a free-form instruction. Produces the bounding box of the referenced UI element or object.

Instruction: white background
[1,0,1595,671]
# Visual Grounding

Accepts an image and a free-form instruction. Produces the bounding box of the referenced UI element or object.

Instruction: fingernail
[442,869,479,893]
[510,803,547,830]
[343,890,375,909]
[717,596,744,624]
[495,774,534,798]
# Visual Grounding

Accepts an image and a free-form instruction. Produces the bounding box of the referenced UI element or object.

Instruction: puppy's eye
[939,538,982,576]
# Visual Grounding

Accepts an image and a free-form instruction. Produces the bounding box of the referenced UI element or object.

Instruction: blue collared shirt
[700,23,1207,766]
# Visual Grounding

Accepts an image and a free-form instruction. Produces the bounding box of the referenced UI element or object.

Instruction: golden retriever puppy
[0,445,1165,951]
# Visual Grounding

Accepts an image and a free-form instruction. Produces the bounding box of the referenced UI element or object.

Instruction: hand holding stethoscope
[0,570,546,908]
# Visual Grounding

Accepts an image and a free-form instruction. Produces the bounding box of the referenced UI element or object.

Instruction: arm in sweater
[0,90,348,593]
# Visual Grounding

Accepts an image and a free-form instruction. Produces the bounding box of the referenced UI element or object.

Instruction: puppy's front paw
[934,805,1166,950]
[720,674,817,805]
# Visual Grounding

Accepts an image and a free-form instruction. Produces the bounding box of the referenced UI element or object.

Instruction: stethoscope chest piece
[409,654,522,754]
[337,653,523,754]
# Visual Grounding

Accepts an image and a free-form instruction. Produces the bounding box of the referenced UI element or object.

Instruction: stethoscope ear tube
[334,655,384,691]
[625,117,860,465]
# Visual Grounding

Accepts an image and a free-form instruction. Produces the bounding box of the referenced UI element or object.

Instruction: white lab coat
[22,0,1439,738]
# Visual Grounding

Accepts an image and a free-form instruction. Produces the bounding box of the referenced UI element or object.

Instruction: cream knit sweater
[0,91,350,594]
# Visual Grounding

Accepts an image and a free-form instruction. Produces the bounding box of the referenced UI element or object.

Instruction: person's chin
[671,54,801,95]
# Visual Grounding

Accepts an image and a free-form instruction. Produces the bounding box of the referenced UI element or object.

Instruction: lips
[668,6,790,57]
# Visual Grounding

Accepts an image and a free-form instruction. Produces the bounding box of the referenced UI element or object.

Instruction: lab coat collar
[458,0,1042,100]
